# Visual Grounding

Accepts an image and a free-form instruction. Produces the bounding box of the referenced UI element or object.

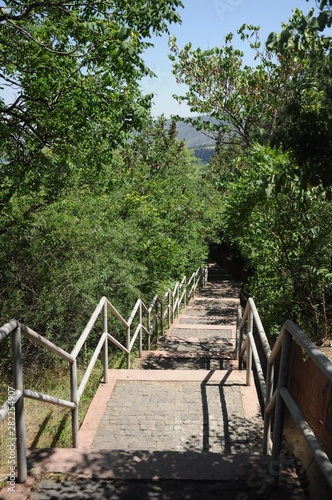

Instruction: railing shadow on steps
[0,266,208,483]
[238,297,332,490]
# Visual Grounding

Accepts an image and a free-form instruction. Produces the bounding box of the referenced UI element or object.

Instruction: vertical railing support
[139,301,143,358]
[246,306,253,386]
[160,300,164,334]
[263,362,274,454]
[70,360,79,448]
[271,330,292,486]
[11,324,27,483]
[176,283,180,318]
[126,326,131,369]
[236,303,242,360]
[168,289,171,328]
[102,301,108,384]
[148,308,152,351]
[155,300,159,340]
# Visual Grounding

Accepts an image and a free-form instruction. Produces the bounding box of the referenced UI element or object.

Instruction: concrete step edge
[26,448,303,496]
[137,350,236,360]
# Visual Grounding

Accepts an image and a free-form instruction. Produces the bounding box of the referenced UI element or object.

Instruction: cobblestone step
[178,316,234,325]
[155,340,236,362]
[134,351,234,370]
[150,267,239,371]
[24,449,305,500]
[165,326,235,338]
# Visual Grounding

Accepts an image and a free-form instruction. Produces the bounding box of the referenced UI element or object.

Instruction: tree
[169,6,332,340]
[168,26,297,148]
[170,8,332,187]
[221,145,332,340]
[115,116,217,293]
[265,7,332,188]
[0,0,184,233]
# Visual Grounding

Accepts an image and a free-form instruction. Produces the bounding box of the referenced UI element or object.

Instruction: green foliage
[169,6,332,341]
[115,117,215,294]
[0,116,215,370]
[0,0,184,233]
[265,8,332,188]
[1,2,219,370]
[222,145,332,340]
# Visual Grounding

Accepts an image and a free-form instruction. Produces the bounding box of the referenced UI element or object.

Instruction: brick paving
[92,378,262,454]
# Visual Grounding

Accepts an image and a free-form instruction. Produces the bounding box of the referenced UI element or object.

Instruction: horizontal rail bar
[265,389,277,416]
[23,389,76,409]
[77,331,107,401]
[106,299,129,327]
[180,275,186,285]
[0,389,23,422]
[148,295,161,313]
[141,301,149,315]
[280,387,332,489]
[173,299,180,313]
[238,301,249,333]
[187,273,195,287]
[71,297,106,359]
[0,319,19,341]
[239,337,248,361]
[129,324,141,352]
[179,289,186,305]
[162,308,171,322]
[267,324,286,366]
[284,320,332,383]
[107,333,129,355]
[141,325,150,337]
[127,299,141,328]
[248,298,271,359]
[162,290,169,303]
[173,281,179,295]
[21,324,74,363]
[248,331,266,402]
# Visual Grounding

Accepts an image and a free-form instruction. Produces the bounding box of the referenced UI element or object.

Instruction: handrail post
[271,329,292,485]
[168,289,171,328]
[70,360,79,447]
[126,326,131,369]
[236,303,242,361]
[155,300,159,339]
[11,324,27,483]
[102,301,108,383]
[238,325,244,370]
[139,301,143,358]
[263,362,274,454]
[176,283,180,318]
[148,308,151,351]
[160,300,164,334]
[246,306,253,386]
[184,277,187,306]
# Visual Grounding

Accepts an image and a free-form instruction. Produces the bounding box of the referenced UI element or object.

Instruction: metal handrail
[238,298,332,489]
[0,265,207,483]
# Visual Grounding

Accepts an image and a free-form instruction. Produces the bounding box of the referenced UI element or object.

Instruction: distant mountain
[175,120,216,149]
[168,117,216,163]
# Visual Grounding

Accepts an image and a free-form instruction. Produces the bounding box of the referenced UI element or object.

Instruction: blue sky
[142,0,318,118]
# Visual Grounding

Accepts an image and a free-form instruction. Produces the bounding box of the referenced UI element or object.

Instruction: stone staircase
[6,265,305,499]
[135,265,239,371]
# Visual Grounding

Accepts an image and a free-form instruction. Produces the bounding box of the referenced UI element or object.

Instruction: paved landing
[79,369,263,455]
